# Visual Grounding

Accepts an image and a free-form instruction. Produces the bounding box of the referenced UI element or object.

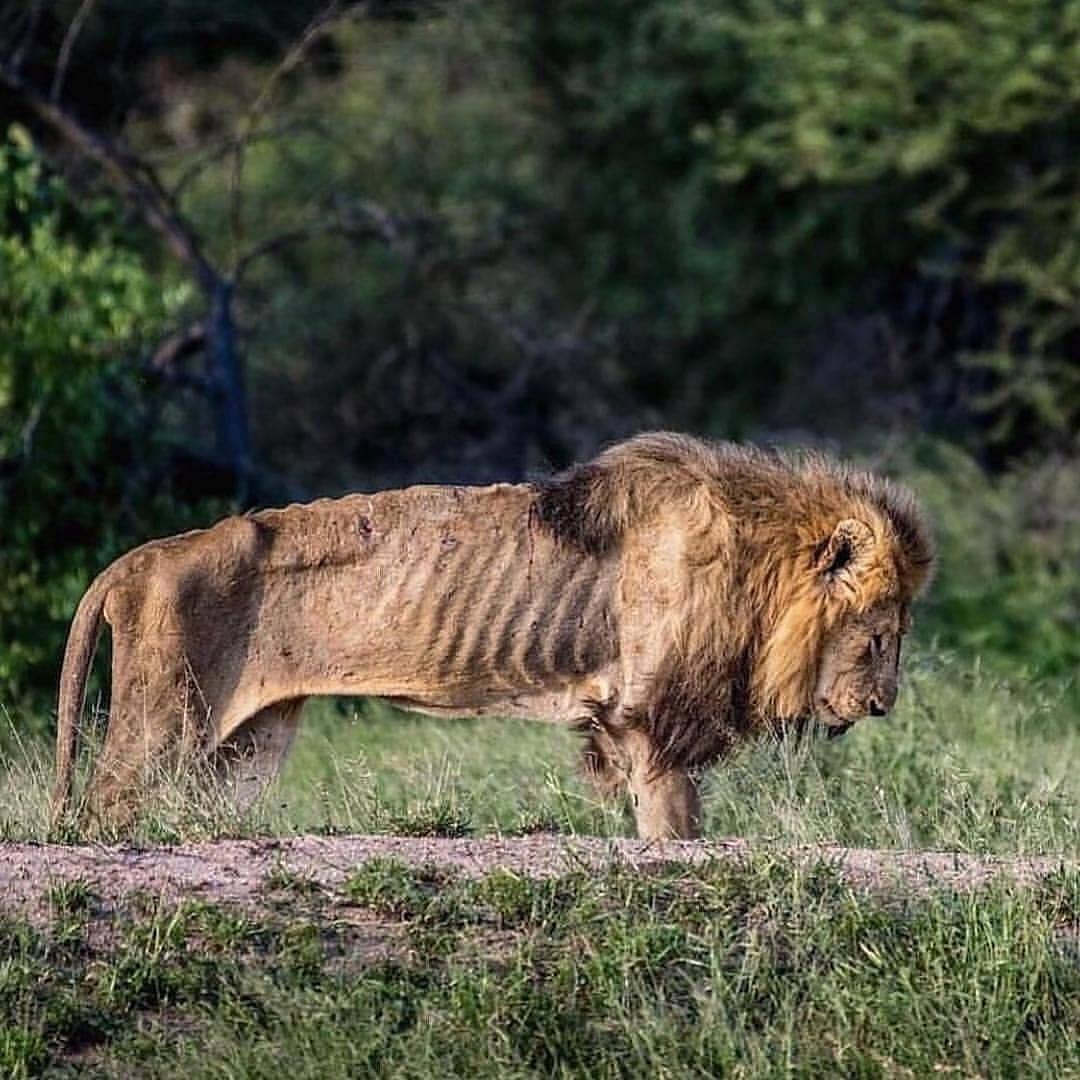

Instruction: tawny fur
[55,432,934,839]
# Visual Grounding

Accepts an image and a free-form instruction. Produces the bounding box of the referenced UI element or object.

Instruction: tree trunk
[207,281,251,503]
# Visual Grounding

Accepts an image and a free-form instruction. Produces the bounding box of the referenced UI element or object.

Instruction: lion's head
[535,432,935,748]
[814,501,935,736]
[753,481,934,738]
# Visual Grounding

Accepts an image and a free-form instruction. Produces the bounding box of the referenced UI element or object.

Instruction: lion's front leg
[629,766,700,840]
[622,730,701,840]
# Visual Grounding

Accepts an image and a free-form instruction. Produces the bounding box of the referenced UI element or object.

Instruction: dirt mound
[1,835,1071,924]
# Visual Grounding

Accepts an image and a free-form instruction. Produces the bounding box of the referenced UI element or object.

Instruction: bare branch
[235,194,413,279]
[19,396,46,459]
[333,196,410,249]
[247,3,353,126]
[167,120,315,201]
[227,2,362,268]
[147,322,208,375]
[0,394,48,488]
[50,0,97,102]
[0,57,258,497]
[234,222,340,280]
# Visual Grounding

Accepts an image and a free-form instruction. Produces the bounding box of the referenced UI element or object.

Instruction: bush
[526,0,1080,454]
[900,442,1080,678]
[0,126,208,720]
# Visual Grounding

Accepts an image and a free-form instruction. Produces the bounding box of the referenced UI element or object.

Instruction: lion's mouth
[816,698,855,739]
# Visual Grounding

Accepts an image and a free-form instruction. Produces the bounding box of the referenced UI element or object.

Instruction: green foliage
[528,0,1080,448]
[137,0,1080,475]
[2,2,1078,723]
[0,127,203,716]
[910,443,1080,676]
[0,863,1076,1075]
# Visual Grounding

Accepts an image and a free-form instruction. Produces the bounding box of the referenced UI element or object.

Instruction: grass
[0,644,1076,1075]
[0,856,1076,1077]
[276,649,1078,853]
[1,647,1075,854]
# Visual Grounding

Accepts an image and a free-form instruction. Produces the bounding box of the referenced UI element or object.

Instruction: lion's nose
[868,698,887,717]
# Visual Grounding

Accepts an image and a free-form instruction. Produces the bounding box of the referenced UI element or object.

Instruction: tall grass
[2,649,1075,854]
[278,648,1080,854]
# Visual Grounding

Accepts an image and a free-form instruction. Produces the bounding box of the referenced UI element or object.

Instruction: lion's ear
[816,518,875,596]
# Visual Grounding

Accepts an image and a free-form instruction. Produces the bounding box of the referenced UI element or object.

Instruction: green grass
[0,646,1076,1075]
[0,857,1076,1077]
[3,647,1074,854]
[274,650,1078,854]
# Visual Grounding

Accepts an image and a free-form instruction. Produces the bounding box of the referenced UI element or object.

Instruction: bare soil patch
[1,835,1072,926]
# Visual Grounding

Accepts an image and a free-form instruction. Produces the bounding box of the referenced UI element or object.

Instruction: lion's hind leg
[82,711,174,834]
[81,652,200,834]
[213,698,305,814]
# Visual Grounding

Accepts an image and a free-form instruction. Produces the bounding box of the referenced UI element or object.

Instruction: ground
[0,835,1072,923]
[0,656,1077,1075]
[0,834,1077,1077]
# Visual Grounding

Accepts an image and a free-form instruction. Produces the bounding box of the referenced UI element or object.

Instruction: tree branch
[50,0,97,102]
[147,321,208,376]
[0,60,222,294]
[167,120,313,201]
[0,58,257,499]
[233,223,339,280]
[233,196,409,280]
[227,1,360,269]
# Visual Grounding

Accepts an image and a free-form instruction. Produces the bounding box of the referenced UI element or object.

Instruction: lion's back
[105,482,618,707]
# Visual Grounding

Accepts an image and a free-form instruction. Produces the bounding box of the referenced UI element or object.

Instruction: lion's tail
[52,574,109,827]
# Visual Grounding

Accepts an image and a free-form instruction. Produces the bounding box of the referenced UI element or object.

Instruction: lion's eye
[870,633,883,655]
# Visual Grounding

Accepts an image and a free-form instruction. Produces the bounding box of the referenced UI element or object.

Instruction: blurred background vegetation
[0,0,1077,724]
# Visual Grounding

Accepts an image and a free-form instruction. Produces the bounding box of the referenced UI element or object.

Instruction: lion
[53,432,934,838]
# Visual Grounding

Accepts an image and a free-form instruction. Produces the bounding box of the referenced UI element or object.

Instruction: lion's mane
[535,433,935,776]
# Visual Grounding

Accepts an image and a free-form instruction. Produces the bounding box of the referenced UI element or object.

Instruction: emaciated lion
[54,433,935,838]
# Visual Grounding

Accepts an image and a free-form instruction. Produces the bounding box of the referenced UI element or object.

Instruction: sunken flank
[54,431,934,841]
